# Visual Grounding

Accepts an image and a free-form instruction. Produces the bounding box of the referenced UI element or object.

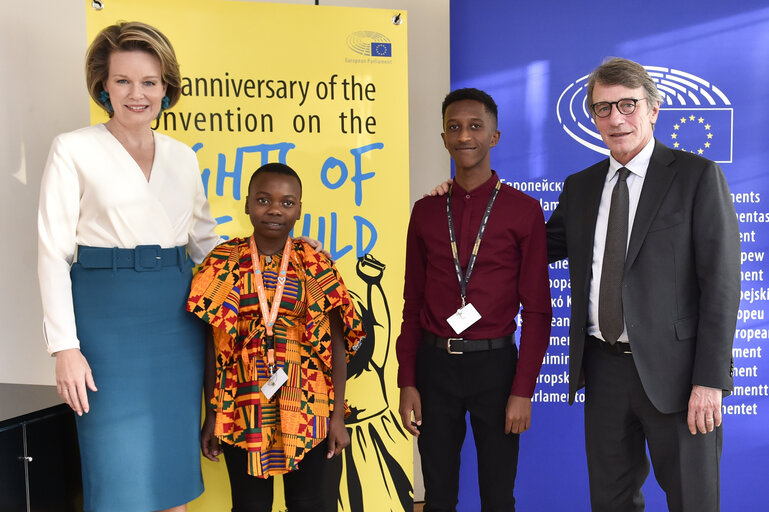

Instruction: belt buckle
[446,337,463,354]
[134,244,162,272]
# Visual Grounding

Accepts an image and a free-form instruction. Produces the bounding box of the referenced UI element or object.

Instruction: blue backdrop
[449,1,769,510]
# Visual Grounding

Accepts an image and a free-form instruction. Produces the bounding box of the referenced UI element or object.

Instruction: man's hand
[399,386,422,436]
[687,385,722,435]
[55,348,97,416]
[425,179,453,197]
[201,413,221,462]
[505,395,532,434]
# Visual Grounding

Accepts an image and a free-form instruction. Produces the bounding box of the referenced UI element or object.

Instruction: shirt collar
[452,170,500,196]
[608,137,655,182]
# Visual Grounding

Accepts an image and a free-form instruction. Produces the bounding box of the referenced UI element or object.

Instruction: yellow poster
[86,1,411,510]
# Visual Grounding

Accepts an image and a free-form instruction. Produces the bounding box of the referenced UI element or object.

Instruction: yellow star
[680,117,687,123]
[674,142,680,148]
[705,124,711,130]
[671,133,678,139]
[698,148,704,154]
[674,124,680,130]
[689,115,696,120]
[707,133,713,139]
[705,142,711,148]
[698,117,704,123]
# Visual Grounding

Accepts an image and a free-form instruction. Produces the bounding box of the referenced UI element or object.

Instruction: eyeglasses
[590,98,646,118]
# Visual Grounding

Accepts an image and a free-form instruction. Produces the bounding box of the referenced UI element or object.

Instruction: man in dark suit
[546,57,740,511]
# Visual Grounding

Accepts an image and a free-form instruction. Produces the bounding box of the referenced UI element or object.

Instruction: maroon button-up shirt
[396,171,552,397]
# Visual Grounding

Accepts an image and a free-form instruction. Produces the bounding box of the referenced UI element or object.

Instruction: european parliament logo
[371,42,392,57]
[347,31,393,58]
[556,66,733,163]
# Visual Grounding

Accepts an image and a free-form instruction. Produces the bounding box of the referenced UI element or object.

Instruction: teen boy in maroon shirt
[396,88,551,511]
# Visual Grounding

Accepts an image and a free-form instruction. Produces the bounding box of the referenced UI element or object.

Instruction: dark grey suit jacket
[546,139,740,414]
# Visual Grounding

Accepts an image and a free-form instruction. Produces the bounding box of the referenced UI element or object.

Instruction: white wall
[0,2,89,386]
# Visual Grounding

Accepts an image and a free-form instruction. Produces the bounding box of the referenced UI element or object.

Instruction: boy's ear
[244,196,249,214]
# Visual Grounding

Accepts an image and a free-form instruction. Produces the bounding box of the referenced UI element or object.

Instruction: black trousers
[416,338,520,512]
[221,440,331,512]
[583,338,723,512]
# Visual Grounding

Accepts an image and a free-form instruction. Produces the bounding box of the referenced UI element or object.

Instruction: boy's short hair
[441,88,498,126]
[247,163,303,198]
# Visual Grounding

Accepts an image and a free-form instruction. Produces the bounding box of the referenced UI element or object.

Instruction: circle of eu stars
[373,43,389,56]
[670,114,713,155]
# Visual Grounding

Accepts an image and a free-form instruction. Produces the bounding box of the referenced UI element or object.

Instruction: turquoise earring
[157,96,171,119]
[98,90,113,113]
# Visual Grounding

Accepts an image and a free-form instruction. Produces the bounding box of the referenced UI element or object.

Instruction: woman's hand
[55,348,97,416]
[326,414,350,458]
[201,413,222,461]
[297,236,332,260]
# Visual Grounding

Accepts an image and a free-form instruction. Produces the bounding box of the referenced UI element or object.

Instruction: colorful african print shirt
[187,238,365,477]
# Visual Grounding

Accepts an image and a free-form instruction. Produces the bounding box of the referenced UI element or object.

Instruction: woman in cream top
[37,22,219,512]
[38,122,218,354]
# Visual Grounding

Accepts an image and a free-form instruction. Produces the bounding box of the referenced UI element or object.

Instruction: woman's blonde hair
[85,21,181,116]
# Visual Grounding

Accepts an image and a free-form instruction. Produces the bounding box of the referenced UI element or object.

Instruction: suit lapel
[578,162,608,293]
[625,140,677,269]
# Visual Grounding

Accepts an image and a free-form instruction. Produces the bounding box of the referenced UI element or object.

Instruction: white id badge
[446,303,482,334]
[261,368,288,400]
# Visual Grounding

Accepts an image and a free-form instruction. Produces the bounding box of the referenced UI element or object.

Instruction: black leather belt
[424,332,513,354]
[587,335,632,355]
[76,245,187,272]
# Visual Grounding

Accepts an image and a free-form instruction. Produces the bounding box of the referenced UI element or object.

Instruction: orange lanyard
[249,236,292,373]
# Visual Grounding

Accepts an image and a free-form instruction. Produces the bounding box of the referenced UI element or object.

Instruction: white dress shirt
[587,137,656,342]
[38,124,220,354]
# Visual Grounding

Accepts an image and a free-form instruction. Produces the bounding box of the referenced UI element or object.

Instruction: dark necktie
[599,167,630,345]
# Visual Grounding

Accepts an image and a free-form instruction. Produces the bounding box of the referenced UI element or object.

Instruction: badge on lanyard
[261,367,288,400]
[250,236,292,398]
[447,302,482,334]
[445,181,500,334]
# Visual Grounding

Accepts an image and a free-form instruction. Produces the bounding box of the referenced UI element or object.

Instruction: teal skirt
[71,245,205,511]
